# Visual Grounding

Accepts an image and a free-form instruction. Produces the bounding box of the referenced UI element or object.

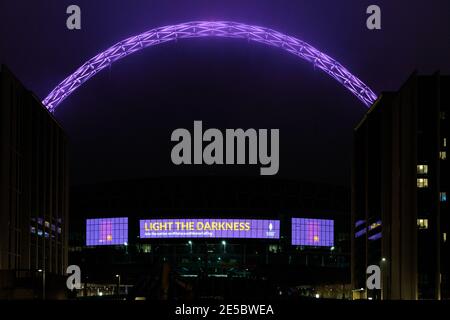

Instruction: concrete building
[352,72,449,300]
[0,65,69,299]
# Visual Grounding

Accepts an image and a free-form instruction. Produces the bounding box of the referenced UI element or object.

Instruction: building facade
[0,65,69,298]
[69,176,351,299]
[352,72,449,300]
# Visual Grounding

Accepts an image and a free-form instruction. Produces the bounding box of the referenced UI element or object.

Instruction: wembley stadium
[68,176,350,300]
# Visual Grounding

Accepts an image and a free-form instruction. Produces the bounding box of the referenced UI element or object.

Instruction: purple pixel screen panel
[140,219,280,239]
[291,218,334,247]
[86,218,128,246]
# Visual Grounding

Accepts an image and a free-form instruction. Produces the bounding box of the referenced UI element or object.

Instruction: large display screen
[86,217,128,246]
[291,218,334,247]
[139,218,280,239]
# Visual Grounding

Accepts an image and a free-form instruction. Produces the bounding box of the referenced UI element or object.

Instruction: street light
[115,274,121,297]
[222,240,226,253]
[188,240,193,254]
[37,269,45,300]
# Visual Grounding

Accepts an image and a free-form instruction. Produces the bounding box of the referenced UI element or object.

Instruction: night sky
[1,0,449,186]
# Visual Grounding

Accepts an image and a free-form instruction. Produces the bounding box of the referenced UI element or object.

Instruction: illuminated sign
[86,217,128,246]
[139,219,280,239]
[291,218,334,247]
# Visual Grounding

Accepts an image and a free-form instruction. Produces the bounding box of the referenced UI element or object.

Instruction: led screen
[139,219,280,239]
[86,217,128,246]
[291,218,334,246]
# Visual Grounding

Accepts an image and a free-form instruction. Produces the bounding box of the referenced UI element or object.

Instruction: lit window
[444,233,447,243]
[444,138,447,148]
[417,178,429,188]
[441,192,447,202]
[369,221,382,230]
[417,219,429,229]
[417,165,428,174]
[355,229,366,238]
[441,111,447,120]
[268,244,279,253]
[440,151,447,160]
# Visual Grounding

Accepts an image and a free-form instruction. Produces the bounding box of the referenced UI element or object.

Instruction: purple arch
[43,21,377,112]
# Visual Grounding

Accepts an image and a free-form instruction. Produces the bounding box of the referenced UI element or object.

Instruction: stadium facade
[69,177,351,299]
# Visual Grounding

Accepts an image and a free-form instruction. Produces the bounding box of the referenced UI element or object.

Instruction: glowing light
[86,217,128,246]
[140,218,280,239]
[43,21,377,112]
[292,218,334,247]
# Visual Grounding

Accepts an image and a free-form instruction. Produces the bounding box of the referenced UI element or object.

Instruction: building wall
[440,76,449,299]
[0,65,69,285]
[352,72,449,300]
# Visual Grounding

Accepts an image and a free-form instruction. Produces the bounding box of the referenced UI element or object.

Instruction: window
[444,138,447,148]
[369,221,382,230]
[417,219,429,229]
[268,244,279,253]
[440,151,447,160]
[355,228,366,238]
[440,111,447,120]
[417,164,428,174]
[440,192,447,202]
[417,178,429,188]
[444,233,447,243]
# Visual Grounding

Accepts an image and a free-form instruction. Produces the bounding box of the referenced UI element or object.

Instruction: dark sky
[1,0,449,186]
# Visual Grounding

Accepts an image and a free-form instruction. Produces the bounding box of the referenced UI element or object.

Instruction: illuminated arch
[43,21,377,112]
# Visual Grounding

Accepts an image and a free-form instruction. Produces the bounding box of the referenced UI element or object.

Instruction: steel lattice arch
[43,21,378,112]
